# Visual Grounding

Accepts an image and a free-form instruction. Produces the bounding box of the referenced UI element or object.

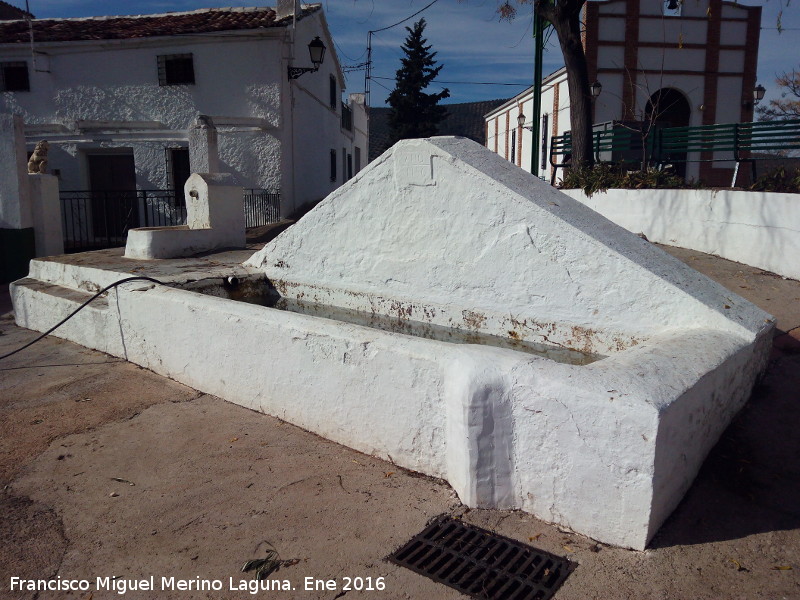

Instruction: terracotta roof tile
[0,5,320,44]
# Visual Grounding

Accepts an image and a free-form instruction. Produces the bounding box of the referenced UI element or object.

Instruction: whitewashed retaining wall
[562,188,800,281]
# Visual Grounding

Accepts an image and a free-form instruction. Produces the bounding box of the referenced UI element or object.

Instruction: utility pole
[530,11,545,176]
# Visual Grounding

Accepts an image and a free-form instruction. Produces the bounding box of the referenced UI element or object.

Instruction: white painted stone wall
[0,7,368,215]
[1,32,285,191]
[11,137,774,549]
[562,188,800,282]
[10,265,772,549]
[284,15,368,211]
[125,173,245,259]
[0,114,32,229]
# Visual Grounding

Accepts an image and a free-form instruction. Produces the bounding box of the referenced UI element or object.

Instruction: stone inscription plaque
[393,150,436,187]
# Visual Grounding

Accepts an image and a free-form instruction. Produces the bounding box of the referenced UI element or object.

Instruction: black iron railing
[243,189,281,228]
[61,188,281,253]
[60,189,186,253]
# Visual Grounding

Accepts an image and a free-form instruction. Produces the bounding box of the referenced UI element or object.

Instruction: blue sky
[14,0,800,107]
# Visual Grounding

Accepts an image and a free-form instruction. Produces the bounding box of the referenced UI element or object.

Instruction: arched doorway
[646,88,691,177]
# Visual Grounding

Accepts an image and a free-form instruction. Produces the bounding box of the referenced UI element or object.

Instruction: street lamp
[753,83,766,106]
[590,80,602,99]
[743,83,767,109]
[517,112,529,130]
[288,36,327,80]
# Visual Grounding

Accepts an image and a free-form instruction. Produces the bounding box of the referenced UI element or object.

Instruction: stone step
[11,276,120,356]
[13,277,109,310]
[27,253,132,294]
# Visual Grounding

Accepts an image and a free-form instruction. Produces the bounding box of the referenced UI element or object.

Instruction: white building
[486,0,761,186]
[0,2,367,218]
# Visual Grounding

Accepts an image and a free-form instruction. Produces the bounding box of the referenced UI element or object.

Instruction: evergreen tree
[387,19,450,144]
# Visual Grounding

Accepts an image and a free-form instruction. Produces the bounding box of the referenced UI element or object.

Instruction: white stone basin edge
[10,279,771,549]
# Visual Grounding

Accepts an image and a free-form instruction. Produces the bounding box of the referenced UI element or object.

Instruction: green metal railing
[550,119,800,185]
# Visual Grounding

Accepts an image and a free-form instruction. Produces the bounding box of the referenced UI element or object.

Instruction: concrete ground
[1,244,798,600]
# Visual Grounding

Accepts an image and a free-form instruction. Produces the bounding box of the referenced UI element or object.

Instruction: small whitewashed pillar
[0,114,35,281]
[0,114,32,230]
[185,173,245,247]
[188,115,220,174]
[29,174,64,257]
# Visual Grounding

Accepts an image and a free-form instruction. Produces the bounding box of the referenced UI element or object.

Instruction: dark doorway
[168,147,190,202]
[646,88,691,177]
[87,153,138,241]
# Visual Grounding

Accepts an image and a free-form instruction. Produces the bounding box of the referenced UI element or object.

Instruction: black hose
[0,276,166,361]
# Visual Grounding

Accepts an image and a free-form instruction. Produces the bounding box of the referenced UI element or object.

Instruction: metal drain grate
[388,516,574,600]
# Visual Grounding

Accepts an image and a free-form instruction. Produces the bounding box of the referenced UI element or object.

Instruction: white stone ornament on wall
[393,148,436,188]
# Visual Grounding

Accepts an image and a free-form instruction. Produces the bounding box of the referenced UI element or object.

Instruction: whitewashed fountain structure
[11,137,774,550]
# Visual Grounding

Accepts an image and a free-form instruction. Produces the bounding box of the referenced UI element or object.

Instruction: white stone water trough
[11,137,774,549]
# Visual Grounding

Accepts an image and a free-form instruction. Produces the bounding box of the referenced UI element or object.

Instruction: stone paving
[1,245,798,600]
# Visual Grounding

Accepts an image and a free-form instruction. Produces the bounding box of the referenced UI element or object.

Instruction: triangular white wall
[247,137,767,354]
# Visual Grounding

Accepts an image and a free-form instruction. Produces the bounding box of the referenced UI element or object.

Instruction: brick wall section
[504,112,509,159]
[621,0,640,120]
[517,105,523,167]
[739,5,762,124]
[700,0,723,185]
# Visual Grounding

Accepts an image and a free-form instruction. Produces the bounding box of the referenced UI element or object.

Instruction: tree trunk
[539,1,594,168]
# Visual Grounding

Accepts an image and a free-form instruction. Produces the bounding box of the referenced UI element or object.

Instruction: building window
[347,153,353,180]
[510,130,516,164]
[157,54,195,86]
[330,149,337,182]
[354,147,361,173]
[341,103,352,131]
[1,61,29,92]
[329,75,336,109]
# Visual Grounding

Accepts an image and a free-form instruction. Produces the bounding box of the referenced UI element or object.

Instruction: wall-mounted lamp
[517,112,532,131]
[743,83,766,109]
[753,83,766,106]
[590,80,602,99]
[288,36,326,80]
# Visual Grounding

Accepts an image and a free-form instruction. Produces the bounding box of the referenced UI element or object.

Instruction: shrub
[749,166,800,193]
[559,164,695,196]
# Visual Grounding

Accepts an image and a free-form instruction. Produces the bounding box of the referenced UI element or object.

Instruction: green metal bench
[549,125,653,184]
[550,119,800,186]
[653,119,800,185]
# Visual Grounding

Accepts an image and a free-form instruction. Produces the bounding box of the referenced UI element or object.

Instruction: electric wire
[371,75,529,87]
[370,77,394,94]
[0,276,167,361]
[369,0,441,34]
